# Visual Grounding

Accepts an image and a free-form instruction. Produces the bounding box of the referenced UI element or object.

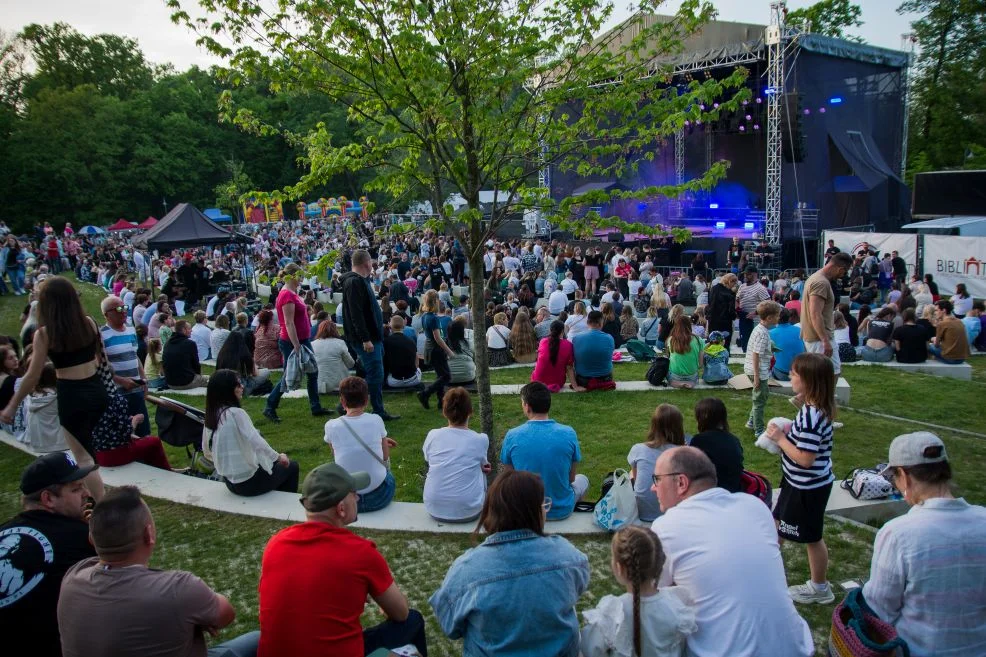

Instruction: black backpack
[646,355,670,386]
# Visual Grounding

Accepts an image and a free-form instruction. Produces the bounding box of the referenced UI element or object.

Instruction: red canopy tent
[107,219,137,231]
[137,216,158,229]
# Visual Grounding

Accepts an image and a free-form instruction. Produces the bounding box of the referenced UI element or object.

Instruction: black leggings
[225,460,300,497]
[424,347,450,404]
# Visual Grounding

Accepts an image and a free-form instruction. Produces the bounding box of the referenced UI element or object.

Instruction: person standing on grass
[744,300,780,436]
[801,252,852,375]
[764,352,836,605]
[259,463,428,657]
[99,295,151,437]
[735,266,770,352]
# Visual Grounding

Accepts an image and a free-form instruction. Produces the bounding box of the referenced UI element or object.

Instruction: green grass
[1,276,981,656]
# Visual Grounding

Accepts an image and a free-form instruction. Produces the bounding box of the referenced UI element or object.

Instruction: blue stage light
[829,96,843,105]
[709,203,719,209]
[715,221,726,230]
[744,222,755,230]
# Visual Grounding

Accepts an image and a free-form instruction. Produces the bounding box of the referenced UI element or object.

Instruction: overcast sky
[2,0,919,72]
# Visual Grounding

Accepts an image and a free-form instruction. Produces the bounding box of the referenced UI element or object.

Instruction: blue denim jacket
[430,529,590,657]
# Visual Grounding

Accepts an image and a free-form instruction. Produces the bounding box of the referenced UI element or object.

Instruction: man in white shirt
[190,310,213,362]
[560,271,579,296]
[548,287,568,316]
[650,447,813,657]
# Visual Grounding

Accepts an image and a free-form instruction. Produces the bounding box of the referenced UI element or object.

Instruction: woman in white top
[203,369,299,496]
[210,314,232,358]
[913,283,933,317]
[323,376,396,512]
[565,301,591,339]
[311,320,355,393]
[422,387,490,522]
[951,283,973,318]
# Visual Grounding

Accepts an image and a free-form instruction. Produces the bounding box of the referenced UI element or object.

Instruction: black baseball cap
[20,453,98,495]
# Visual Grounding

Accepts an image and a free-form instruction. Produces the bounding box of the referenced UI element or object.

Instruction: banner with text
[922,235,986,298]
[822,231,919,275]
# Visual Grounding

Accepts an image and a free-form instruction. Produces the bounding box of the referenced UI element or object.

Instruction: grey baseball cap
[880,432,948,475]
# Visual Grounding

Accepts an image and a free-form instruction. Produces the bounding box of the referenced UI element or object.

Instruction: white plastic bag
[594,469,639,531]
[756,417,791,456]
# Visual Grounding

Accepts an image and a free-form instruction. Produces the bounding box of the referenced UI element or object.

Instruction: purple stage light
[742,100,749,105]
[713,102,719,109]
[755,98,762,104]
[745,114,752,120]
[754,124,760,130]
[684,120,691,126]
[804,109,811,115]
[819,107,826,113]
[739,126,746,132]
[700,104,706,110]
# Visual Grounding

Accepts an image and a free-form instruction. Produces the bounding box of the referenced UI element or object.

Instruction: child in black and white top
[765,352,836,605]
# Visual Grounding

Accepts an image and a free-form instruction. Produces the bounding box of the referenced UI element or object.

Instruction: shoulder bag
[829,587,909,657]
[340,418,389,470]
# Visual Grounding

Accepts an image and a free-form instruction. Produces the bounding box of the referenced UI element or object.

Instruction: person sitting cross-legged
[500,381,589,520]
[258,463,428,657]
[929,299,971,364]
[571,310,614,389]
[383,315,421,389]
[162,320,209,390]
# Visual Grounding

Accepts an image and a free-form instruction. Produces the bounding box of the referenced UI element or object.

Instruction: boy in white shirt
[744,300,781,436]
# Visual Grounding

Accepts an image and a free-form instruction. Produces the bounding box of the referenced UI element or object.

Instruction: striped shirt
[744,323,772,378]
[781,404,833,489]
[737,282,770,315]
[100,324,141,386]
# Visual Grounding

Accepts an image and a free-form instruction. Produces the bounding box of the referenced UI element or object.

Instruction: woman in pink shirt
[531,320,584,392]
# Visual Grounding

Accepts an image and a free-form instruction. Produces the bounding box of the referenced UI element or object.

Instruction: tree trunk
[468,235,496,465]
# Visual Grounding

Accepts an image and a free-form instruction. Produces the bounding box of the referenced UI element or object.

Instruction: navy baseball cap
[20,452,97,495]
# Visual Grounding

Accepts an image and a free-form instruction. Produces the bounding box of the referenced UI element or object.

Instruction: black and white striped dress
[781,405,834,489]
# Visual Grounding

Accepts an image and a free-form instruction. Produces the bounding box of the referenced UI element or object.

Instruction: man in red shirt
[258,464,427,657]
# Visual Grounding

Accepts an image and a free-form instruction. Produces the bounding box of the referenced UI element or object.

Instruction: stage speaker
[781,92,806,162]
[607,232,624,243]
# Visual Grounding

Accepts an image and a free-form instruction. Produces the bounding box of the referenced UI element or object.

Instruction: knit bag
[828,587,909,657]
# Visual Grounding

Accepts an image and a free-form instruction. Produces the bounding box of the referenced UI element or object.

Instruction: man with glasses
[649,447,813,657]
[99,295,150,436]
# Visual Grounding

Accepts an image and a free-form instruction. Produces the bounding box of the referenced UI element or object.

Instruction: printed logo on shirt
[0,527,54,607]
[778,520,800,539]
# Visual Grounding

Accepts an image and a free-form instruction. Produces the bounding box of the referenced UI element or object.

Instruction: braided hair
[611,526,666,656]
[548,320,565,366]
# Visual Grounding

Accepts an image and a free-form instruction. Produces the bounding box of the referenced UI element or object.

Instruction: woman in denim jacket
[0,235,27,295]
[430,470,590,656]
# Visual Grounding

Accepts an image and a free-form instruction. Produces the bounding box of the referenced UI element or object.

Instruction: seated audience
[312,320,355,394]
[430,470,589,656]
[689,397,744,493]
[638,305,662,347]
[531,320,582,392]
[534,307,553,340]
[422,388,490,522]
[833,310,857,364]
[509,306,538,363]
[667,314,704,389]
[863,432,986,657]
[486,312,512,367]
[963,300,983,348]
[162,320,209,390]
[324,376,396,512]
[500,382,589,519]
[383,315,421,388]
[861,307,896,362]
[580,525,695,657]
[58,486,259,657]
[203,370,299,496]
[769,308,805,380]
[701,330,731,384]
[259,463,427,657]
[253,309,283,369]
[143,337,165,388]
[929,299,970,364]
[572,310,615,388]
[600,302,623,348]
[628,403,687,522]
[446,316,476,385]
[893,308,929,364]
[548,285,568,316]
[190,310,212,362]
[620,304,639,344]
[650,447,813,657]
[565,301,591,339]
[215,330,270,396]
[0,453,97,657]
[210,313,232,359]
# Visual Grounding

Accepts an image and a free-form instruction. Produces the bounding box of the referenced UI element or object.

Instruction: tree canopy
[788,0,864,41]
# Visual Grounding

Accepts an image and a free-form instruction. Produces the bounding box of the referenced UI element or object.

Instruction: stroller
[146,395,215,477]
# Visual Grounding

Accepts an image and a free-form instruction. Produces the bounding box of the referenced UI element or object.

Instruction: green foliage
[788,0,864,41]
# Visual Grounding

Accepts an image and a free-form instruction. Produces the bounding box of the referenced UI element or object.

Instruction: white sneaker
[788,580,835,604]
[745,419,755,430]
[832,421,844,429]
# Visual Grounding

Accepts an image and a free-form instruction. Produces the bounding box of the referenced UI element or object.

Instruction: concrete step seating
[727,354,973,380]
[0,431,904,532]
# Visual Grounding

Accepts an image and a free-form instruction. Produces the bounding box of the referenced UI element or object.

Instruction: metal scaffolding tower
[672,127,685,219]
[705,130,714,171]
[899,33,916,179]
[764,2,785,246]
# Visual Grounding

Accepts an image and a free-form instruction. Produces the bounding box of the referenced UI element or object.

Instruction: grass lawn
[1,276,982,656]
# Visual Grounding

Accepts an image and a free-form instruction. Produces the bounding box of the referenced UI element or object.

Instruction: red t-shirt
[531,336,574,392]
[258,522,393,657]
[275,287,309,342]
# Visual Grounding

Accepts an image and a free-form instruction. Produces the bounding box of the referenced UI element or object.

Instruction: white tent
[901,216,986,237]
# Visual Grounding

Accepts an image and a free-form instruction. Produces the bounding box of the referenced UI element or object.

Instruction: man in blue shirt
[571,310,614,386]
[500,382,589,520]
[768,308,805,381]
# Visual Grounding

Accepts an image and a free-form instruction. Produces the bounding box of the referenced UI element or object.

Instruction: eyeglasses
[105,306,124,314]
[542,497,552,513]
[652,472,684,485]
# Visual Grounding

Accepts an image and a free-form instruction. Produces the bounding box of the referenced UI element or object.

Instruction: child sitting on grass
[702,331,732,385]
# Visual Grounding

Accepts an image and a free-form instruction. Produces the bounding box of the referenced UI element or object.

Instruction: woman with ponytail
[581,525,695,657]
[531,320,583,392]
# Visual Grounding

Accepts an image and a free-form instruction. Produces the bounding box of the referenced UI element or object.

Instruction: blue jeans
[265,338,324,413]
[354,340,387,414]
[358,471,396,513]
[207,630,260,657]
[771,367,790,381]
[124,389,151,437]
[861,345,894,363]
[363,609,428,657]
[9,267,24,294]
[738,317,754,352]
[928,345,965,364]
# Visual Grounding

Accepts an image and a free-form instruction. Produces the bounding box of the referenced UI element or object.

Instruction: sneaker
[416,390,430,410]
[262,409,281,424]
[377,412,401,422]
[745,419,755,430]
[311,408,330,417]
[788,580,835,605]
[832,421,844,429]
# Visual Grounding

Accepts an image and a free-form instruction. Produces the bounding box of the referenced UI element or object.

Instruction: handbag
[841,468,893,501]
[829,587,910,657]
[593,469,639,531]
[340,418,389,470]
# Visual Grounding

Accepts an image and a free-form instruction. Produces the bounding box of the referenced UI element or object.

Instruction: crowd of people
[0,220,984,657]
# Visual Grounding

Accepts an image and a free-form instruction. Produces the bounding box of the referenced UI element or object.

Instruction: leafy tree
[899,0,986,174]
[788,0,864,41]
[173,0,747,440]
[214,158,254,221]
[0,30,27,110]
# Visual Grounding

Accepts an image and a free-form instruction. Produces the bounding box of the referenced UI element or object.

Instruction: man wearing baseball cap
[863,432,986,656]
[257,463,427,657]
[0,453,97,657]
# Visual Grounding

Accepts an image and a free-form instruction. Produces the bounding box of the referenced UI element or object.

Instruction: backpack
[740,470,773,508]
[646,355,670,386]
[624,338,656,363]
